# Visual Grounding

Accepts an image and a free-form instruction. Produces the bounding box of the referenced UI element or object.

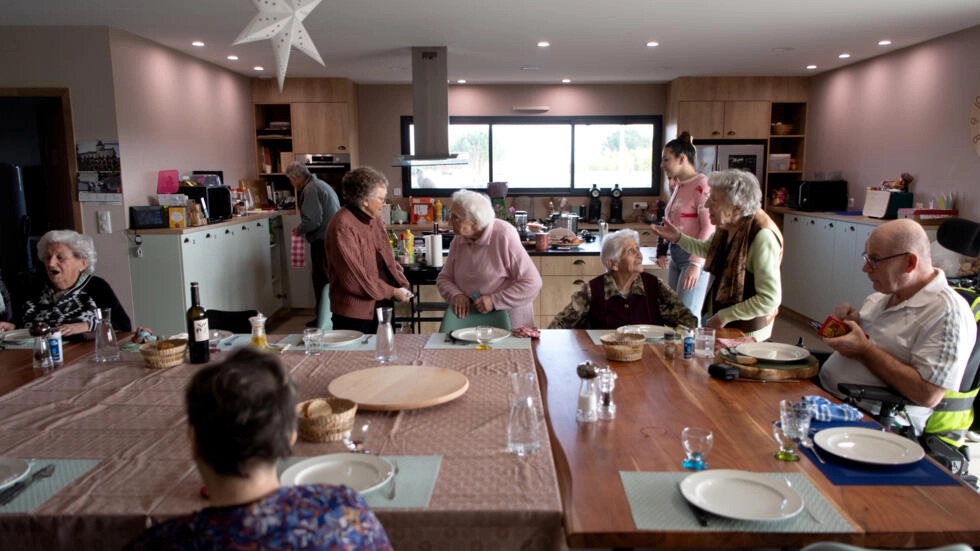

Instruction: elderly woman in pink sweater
[657,131,714,325]
[437,190,542,328]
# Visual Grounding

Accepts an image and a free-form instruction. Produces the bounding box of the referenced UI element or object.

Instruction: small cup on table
[681,426,713,470]
[475,326,494,350]
[303,328,323,356]
[695,327,716,358]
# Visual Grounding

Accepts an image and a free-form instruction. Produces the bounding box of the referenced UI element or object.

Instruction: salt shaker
[597,366,618,420]
[575,361,598,423]
[663,331,676,361]
[31,324,54,370]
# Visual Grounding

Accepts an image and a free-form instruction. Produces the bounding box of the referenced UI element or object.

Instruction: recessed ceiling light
[838,53,851,59]
[561,78,571,84]
[771,47,794,53]
[521,65,540,71]
[253,66,264,71]
[806,64,818,70]
[191,41,205,47]
[537,41,550,48]
[227,55,239,61]
[878,39,892,46]
[456,79,467,84]
[646,41,659,48]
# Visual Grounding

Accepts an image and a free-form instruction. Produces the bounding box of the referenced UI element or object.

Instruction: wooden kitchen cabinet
[291,102,354,154]
[129,216,280,336]
[677,100,770,139]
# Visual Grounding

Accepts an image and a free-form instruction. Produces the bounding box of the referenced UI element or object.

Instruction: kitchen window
[400,115,662,197]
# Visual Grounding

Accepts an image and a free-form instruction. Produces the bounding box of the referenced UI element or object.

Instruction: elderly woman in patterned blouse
[549,229,697,329]
[22,229,131,338]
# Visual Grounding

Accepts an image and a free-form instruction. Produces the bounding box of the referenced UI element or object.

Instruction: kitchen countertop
[126,211,280,235]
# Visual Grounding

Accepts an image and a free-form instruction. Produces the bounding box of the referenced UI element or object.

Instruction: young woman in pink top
[657,132,714,324]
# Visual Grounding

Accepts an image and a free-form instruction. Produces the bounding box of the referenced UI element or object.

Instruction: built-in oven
[295,153,351,204]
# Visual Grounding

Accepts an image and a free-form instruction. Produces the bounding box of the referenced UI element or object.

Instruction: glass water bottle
[94,307,120,362]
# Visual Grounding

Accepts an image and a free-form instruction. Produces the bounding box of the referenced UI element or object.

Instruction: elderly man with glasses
[818,219,976,435]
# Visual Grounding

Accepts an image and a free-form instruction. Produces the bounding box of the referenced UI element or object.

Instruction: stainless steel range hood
[393,47,469,167]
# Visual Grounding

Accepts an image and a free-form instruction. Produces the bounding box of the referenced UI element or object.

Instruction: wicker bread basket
[297,397,357,442]
[600,332,645,362]
[139,339,187,369]
[771,123,794,135]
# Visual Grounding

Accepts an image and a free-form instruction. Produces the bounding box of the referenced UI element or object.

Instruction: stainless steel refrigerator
[694,142,766,182]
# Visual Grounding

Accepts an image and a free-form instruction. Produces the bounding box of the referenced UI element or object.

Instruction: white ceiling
[2,0,979,85]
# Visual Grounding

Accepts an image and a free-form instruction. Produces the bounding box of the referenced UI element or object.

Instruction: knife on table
[677,481,708,526]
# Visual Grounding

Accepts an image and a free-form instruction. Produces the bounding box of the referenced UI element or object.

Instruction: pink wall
[807,24,980,220]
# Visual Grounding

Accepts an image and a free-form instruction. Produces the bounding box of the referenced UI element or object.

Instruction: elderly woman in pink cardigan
[436,190,542,328]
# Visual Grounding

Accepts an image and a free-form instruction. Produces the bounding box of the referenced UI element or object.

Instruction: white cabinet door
[243,219,276,315]
[780,214,806,314]
[834,221,874,311]
[181,229,226,309]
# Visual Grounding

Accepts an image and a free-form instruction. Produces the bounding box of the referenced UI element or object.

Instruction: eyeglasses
[862,252,909,269]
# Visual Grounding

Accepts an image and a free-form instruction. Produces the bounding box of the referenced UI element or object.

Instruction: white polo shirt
[819,269,976,434]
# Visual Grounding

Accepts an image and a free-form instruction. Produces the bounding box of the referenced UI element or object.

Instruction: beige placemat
[619,471,855,532]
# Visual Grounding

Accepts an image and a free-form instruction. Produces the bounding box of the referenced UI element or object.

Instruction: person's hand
[822,319,869,357]
[393,287,413,302]
[833,303,860,323]
[58,322,91,337]
[0,321,14,332]
[680,264,701,290]
[452,294,471,318]
[472,294,493,314]
[291,228,300,236]
[655,256,670,270]
[649,218,681,243]
[704,315,723,329]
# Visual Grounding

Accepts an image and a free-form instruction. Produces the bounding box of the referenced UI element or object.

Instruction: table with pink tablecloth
[0,335,563,550]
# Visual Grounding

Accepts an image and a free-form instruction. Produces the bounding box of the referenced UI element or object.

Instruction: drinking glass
[475,325,493,350]
[695,327,716,358]
[780,399,814,443]
[303,328,322,356]
[772,420,800,461]
[344,418,372,453]
[681,426,713,470]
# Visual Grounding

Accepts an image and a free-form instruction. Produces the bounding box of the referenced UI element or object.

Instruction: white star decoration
[234,0,325,91]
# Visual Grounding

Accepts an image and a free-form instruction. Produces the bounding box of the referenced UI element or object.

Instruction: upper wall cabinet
[291,102,353,154]
[677,100,770,139]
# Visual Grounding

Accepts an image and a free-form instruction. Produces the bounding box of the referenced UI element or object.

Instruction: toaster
[177,184,233,223]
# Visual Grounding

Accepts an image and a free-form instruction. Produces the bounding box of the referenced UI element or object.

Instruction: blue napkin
[804,395,863,422]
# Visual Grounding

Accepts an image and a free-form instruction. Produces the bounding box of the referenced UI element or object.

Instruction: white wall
[807,24,980,220]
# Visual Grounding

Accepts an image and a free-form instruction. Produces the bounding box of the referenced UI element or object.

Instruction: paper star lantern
[234,0,325,91]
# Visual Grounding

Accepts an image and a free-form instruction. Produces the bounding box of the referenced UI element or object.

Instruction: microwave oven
[177,185,233,223]
[797,180,848,212]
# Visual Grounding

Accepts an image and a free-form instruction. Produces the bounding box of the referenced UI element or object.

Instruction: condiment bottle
[47,329,64,366]
[31,323,54,370]
[575,361,598,423]
[434,199,443,222]
[682,327,695,360]
[249,313,268,348]
[663,331,676,361]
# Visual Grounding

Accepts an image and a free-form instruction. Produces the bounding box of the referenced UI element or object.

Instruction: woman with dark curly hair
[125,347,392,549]
[325,167,412,333]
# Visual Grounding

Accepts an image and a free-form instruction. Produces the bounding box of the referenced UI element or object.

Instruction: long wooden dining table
[533,329,980,549]
[0,334,563,550]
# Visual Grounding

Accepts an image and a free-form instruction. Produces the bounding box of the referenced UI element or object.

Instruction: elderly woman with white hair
[436,189,542,328]
[651,169,783,340]
[549,229,696,329]
[22,229,132,337]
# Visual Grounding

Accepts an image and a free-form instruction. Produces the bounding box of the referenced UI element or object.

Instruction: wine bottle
[187,282,210,364]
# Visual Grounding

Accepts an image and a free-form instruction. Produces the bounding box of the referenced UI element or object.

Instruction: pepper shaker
[597,366,617,420]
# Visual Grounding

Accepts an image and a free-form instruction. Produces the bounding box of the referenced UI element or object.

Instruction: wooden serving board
[327,365,469,411]
[717,350,819,380]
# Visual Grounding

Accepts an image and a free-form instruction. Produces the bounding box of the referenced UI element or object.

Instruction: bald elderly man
[819,219,976,435]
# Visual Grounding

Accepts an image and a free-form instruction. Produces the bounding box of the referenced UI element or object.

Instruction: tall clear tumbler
[507,372,541,457]
[375,306,396,363]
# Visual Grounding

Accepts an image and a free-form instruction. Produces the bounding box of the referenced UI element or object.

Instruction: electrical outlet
[97,210,111,234]
[632,201,649,211]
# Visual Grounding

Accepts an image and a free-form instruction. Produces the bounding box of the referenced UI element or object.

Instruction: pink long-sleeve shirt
[664,173,714,265]
[437,219,542,328]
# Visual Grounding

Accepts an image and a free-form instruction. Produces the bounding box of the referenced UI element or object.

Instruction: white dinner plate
[679,469,803,522]
[617,324,672,341]
[208,329,233,344]
[0,457,30,491]
[734,342,810,363]
[318,330,364,347]
[0,329,33,344]
[814,427,925,465]
[280,453,393,494]
[451,327,511,343]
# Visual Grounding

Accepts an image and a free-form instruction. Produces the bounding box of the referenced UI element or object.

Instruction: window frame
[400,114,662,198]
